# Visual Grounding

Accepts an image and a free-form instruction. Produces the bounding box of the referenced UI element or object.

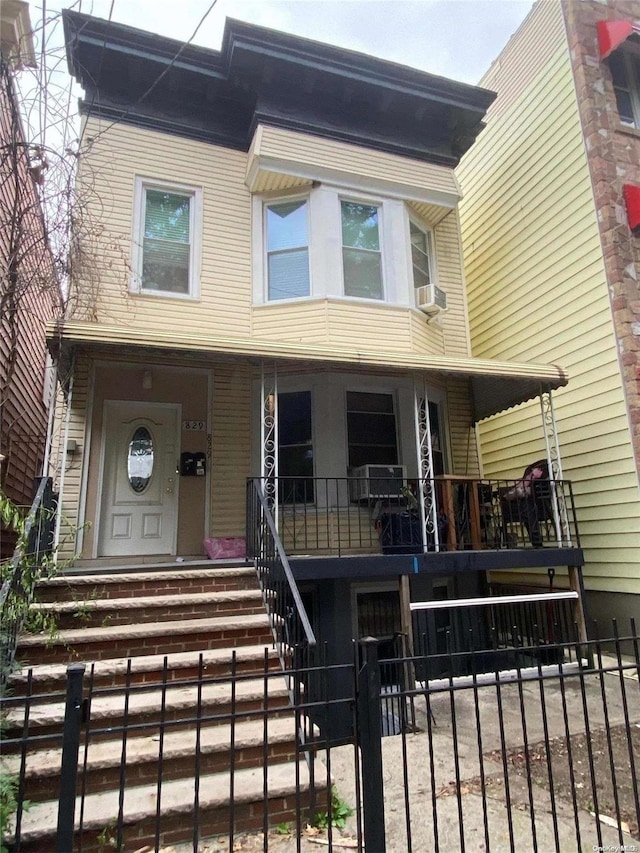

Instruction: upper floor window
[609,49,640,128]
[410,221,435,295]
[341,201,383,300]
[266,200,310,300]
[133,178,201,298]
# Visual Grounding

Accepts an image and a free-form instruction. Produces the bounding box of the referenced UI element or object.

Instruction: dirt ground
[494,722,640,839]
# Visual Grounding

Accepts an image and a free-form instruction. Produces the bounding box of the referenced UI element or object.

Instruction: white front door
[98,402,180,557]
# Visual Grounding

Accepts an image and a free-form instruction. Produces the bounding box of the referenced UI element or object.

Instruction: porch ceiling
[48,321,567,421]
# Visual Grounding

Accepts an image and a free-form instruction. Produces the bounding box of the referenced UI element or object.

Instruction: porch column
[260,361,278,527]
[414,379,440,552]
[540,388,570,546]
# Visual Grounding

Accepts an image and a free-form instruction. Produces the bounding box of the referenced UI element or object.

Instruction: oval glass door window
[128,426,154,493]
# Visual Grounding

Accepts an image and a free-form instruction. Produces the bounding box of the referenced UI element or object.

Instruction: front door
[98,402,179,557]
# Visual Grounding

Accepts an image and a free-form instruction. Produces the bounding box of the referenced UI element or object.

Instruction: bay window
[341,200,383,299]
[266,199,310,300]
[410,220,435,296]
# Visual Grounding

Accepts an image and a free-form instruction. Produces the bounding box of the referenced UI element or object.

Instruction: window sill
[252,295,414,310]
[613,122,640,141]
[130,288,201,303]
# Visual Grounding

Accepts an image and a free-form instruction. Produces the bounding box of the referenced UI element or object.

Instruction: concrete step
[31,589,266,629]
[10,760,321,851]
[3,671,293,742]
[9,644,280,695]
[16,613,274,666]
[35,565,259,602]
[4,717,299,798]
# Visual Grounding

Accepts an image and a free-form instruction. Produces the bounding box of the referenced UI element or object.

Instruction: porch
[249,473,581,560]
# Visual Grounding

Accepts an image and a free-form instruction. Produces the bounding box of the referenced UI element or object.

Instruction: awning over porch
[48,320,567,422]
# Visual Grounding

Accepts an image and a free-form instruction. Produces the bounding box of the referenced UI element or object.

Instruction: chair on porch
[498,459,554,547]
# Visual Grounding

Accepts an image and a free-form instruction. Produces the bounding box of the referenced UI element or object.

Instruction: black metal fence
[251,476,580,556]
[3,621,638,852]
[0,476,57,687]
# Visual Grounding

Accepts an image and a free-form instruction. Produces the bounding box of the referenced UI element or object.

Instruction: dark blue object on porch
[379,511,423,554]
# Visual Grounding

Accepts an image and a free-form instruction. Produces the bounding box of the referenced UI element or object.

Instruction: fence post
[56,663,85,853]
[358,637,386,853]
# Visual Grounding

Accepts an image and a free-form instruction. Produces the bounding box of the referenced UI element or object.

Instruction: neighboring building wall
[0,55,58,555]
[563,0,640,480]
[457,0,640,601]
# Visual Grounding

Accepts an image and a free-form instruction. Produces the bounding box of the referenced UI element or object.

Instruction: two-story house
[457,0,640,631]
[1,0,59,558]
[50,10,586,675]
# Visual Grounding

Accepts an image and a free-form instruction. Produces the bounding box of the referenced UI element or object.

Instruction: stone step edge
[17,613,272,647]
[5,676,292,727]
[9,644,279,684]
[3,716,298,779]
[11,761,319,842]
[38,565,257,587]
[30,589,264,614]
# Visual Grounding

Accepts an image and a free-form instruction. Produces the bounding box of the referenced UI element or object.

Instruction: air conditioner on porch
[416,283,447,315]
[349,465,407,502]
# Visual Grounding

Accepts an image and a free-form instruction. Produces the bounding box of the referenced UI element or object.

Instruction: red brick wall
[563,0,640,478]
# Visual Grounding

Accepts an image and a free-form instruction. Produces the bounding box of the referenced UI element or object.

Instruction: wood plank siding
[456,1,640,596]
[0,61,58,545]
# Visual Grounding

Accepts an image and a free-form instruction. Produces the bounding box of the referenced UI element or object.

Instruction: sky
[40,0,536,88]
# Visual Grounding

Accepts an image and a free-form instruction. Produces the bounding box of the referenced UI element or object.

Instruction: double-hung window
[134,179,201,297]
[266,200,310,300]
[341,200,383,300]
[609,49,640,128]
[410,220,435,301]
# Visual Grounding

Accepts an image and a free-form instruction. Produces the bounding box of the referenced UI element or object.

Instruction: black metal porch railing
[0,476,57,688]
[252,476,580,556]
[246,478,316,669]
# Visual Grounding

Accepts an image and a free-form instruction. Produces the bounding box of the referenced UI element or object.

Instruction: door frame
[95,400,182,558]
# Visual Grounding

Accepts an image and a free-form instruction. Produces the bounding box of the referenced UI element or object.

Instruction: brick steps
[3,717,298,797]
[7,560,315,848]
[10,761,320,852]
[31,588,266,629]
[17,613,274,665]
[35,565,258,602]
[9,644,280,693]
[4,674,292,742]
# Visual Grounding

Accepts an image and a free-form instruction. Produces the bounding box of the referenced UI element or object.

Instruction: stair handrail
[1,477,58,688]
[246,478,316,650]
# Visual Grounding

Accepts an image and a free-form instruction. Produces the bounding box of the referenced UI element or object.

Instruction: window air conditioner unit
[349,465,407,501]
[416,283,447,315]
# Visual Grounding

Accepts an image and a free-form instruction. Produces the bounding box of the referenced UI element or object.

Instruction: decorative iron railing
[0,476,58,688]
[246,478,316,669]
[250,476,580,557]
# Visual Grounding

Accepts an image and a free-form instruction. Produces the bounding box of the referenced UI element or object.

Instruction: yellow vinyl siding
[457,3,640,596]
[76,119,253,338]
[55,355,91,560]
[253,125,459,198]
[210,363,251,537]
[76,119,467,361]
[446,377,480,476]
[433,210,470,358]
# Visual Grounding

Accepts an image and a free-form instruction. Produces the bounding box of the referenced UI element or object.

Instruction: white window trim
[339,196,386,301]
[263,194,312,303]
[407,215,438,307]
[131,176,203,301]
